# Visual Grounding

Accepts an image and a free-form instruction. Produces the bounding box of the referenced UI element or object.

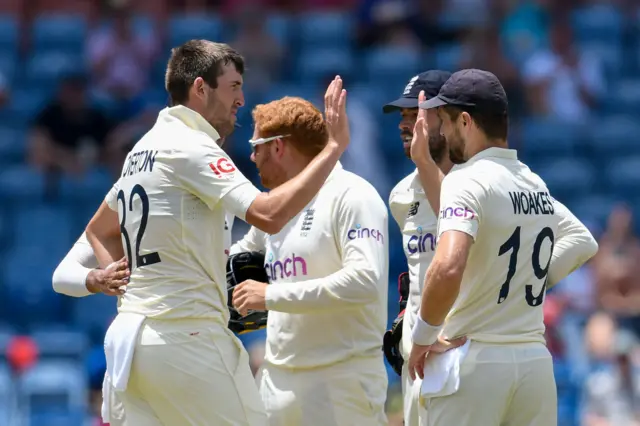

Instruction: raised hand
[324,76,349,152]
[410,90,434,167]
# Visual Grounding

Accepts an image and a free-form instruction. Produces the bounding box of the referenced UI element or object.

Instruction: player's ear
[193,77,206,98]
[460,111,472,127]
[273,138,285,156]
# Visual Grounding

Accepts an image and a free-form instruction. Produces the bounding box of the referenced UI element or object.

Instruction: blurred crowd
[0,0,639,425]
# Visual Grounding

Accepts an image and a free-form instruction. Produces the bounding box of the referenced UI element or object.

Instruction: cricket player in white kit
[407,69,599,426]
[383,70,464,426]
[83,41,351,426]
[229,96,389,426]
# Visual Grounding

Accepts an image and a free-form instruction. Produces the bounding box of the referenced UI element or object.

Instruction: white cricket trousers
[118,318,268,426]
[258,355,388,426]
[419,341,557,426]
[401,361,423,426]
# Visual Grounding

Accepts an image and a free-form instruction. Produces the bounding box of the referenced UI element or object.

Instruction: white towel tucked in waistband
[104,312,145,392]
[420,339,471,401]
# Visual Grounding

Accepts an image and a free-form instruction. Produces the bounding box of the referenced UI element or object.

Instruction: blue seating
[602,79,640,114]
[433,43,464,72]
[0,51,16,82]
[168,14,223,48]
[519,118,580,156]
[30,328,88,361]
[566,194,616,225]
[588,115,640,156]
[365,47,421,82]
[72,295,117,336]
[13,205,74,250]
[0,165,46,204]
[571,5,623,45]
[31,15,87,52]
[0,363,15,425]
[298,12,353,47]
[606,156,640,195]
[265,14,291,46]
[536,158,595,200]
[297,48,355,82]
[29,409,86,426]
[0,126,26,165]
[0,15,18,53]
[25,50,83,86]
[18,360,87,414]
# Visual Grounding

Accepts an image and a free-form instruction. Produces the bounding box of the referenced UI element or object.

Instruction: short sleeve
[437,172,483,240]
[105,180,120,211]
[173,136,260,220]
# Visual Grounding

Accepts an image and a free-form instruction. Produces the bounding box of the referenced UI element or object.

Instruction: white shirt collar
[466,147,517,164]
[159,105,221,142]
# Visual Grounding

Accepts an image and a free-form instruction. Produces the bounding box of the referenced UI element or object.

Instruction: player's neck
[437,156,454,174]
[468,138,508,159]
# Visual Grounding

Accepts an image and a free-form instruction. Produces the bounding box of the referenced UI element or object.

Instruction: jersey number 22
[497,226,554,307]
[117,184,162,270]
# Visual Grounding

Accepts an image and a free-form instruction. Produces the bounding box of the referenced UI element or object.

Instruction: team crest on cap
[403,75,419,95]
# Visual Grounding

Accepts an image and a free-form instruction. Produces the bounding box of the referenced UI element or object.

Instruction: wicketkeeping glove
[383,272,410,376]
[226,251,269,335]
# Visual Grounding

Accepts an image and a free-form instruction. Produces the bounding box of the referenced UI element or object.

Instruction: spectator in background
[28,73,114,177]
[593,205,640,337]
[496,0,551,65]
[459,27,525,115]
[522,17,605,122]
[582,313,640,426]
[229,6,284,97]
[87,3,159,119]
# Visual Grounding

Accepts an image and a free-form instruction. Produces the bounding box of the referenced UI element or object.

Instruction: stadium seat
[571,4,623,45]
[606,156,640,195]
[2,88,49,125]
[601,79,640,114]
[25,50,83,86]
[565,194,616,225]
[536,158,595,201]
[365,47,421,83]
[29,328,88,361]
[298,12,353,48]
[432,43,464,72]
[0,324,15,359]
[578,42,623,79]
[72,294,117,336]
[58,167,113,204]
[0,362,15,425]
[18,360,87,414]
[12,205,74,250]
[31,14,87,52]
[519,117,580,157]
[0,15,18,53]
[297,48,355,82]
[0,50,15,82]
[0,125,26,166]
[168,14,223,48]
[29,409,86,426]
[0,165,46,204]
[265,14,291,46]
[588,115,640,156]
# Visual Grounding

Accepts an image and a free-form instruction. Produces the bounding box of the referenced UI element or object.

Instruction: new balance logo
[300,209,315,235]
[407,202,420,218]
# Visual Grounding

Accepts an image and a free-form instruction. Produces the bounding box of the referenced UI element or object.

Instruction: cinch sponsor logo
[347,224,384,244]
[407,226,436,254]
[439,206,476,220]
[265,252,308,281]
[209,157,236,176]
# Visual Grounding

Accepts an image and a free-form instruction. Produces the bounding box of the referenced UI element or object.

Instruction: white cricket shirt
[389,170,438,358]
[105,105,259,322]
[437,147,595,344]
[231,163,389,369]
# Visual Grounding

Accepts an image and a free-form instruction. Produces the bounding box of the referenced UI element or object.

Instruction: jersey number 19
[117,184,162,270]
[497,226,554,307]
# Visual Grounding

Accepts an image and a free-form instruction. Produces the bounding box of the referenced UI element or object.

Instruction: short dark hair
[165,40,245,105]
[442,106,509,140]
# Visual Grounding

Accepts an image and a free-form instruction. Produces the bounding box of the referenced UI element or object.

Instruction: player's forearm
[419,260,462,326]
[547,231,598,289]
[415,159,445,214]
[52,259,93,297]
[246,144,342,234]
[85,201,124,268]
[265,264,380,313]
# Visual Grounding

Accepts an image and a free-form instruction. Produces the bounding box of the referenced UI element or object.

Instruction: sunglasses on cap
[248,134,290,152]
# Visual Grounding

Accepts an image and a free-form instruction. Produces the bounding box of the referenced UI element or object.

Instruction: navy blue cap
[420,69,508,113]
[383,70,452,113]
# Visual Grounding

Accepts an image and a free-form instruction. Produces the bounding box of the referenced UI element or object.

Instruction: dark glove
[398,271,409,312]
[383,310,404,376]
[383,272,410,376]
[226,251,269,335]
